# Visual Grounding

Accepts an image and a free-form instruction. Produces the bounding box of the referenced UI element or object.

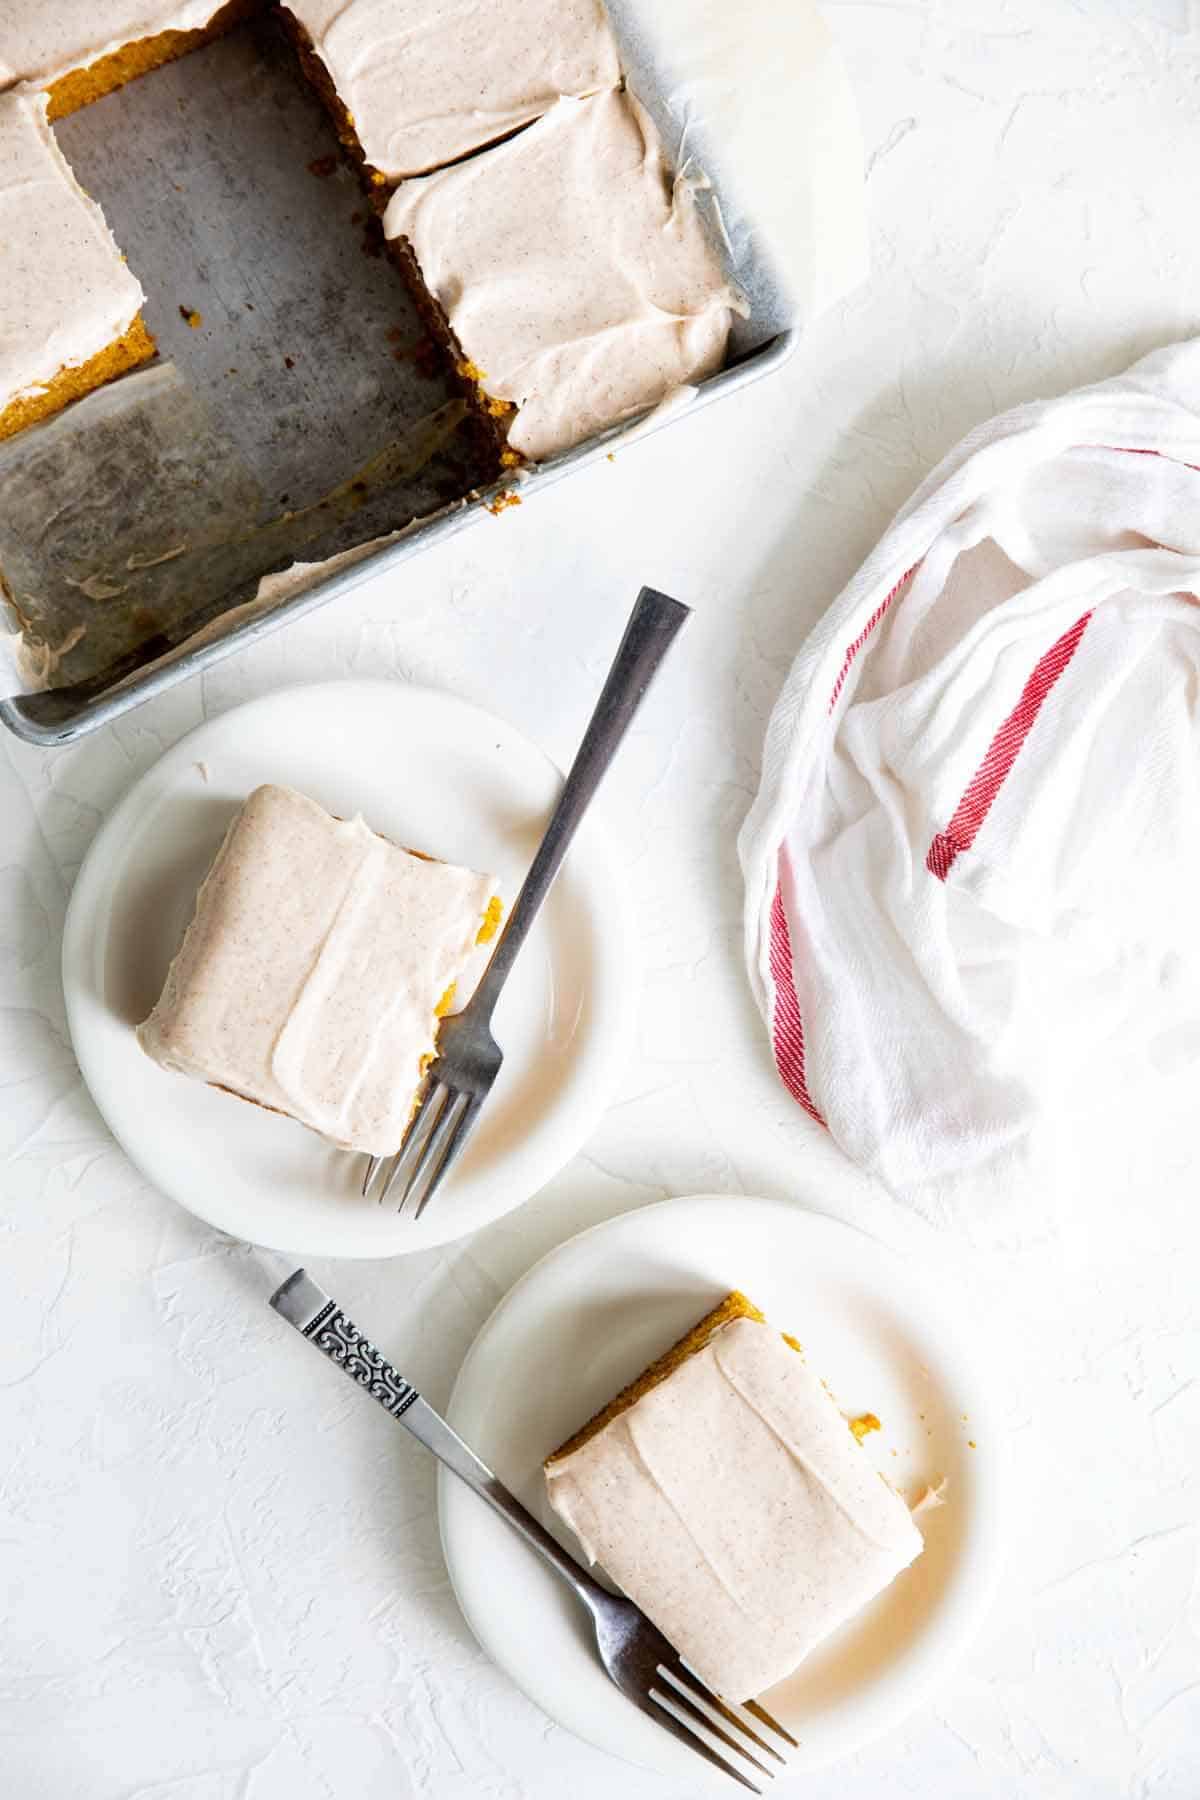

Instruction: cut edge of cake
[384,233,519,461]
[0,88,157,441]
[276,9,385,184]
[38,0,257,120]
[0,315,155,443]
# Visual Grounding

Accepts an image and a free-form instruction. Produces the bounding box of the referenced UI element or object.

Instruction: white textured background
[4,1,1200,1794]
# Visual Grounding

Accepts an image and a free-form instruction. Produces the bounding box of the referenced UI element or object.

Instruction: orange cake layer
[43,0,258,121]
[0,315,155,444]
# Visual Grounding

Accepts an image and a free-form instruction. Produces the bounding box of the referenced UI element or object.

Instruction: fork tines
[362,1076,479,1217]
[646,1657,795,1792]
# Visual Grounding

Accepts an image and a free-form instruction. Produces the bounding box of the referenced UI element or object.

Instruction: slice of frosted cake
[0,0,252,120]
[280,0,621,183]
[0,90,155,443]
[137,783,502,1154]
[544,1292,924,1702]
[383,87,742,461]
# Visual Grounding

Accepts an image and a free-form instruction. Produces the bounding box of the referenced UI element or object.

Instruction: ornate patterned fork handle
[269,1268,605,1608]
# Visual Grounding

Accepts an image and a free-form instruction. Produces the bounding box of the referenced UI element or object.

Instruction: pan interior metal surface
[0,13,499,714]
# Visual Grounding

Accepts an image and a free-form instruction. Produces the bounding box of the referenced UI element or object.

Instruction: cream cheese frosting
[383,87,744,461]
[0,2,229,91]
[282,0,621,180]
[137,783,499,1155]
[0,91,146,413]
[600,0,867,323]
[545,1316,924,1702]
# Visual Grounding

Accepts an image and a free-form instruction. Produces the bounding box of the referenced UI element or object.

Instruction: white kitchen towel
[740,339,1200,1229]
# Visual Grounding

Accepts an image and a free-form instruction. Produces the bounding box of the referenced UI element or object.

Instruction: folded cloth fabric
[740,340,1200,1223]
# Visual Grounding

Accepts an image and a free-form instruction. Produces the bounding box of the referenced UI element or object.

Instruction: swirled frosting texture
[545,1316,923,1702]
[137,783,498,1155]
[0,91,145,411]
[283,0,621,180]
[383,87,742,461]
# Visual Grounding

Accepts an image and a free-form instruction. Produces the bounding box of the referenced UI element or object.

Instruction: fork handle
[468,586,690,1018]
[270,1268,611,1613]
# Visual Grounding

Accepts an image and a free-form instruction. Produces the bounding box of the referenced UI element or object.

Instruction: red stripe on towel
[925,610,1093,881]
[769,884,826,1127]
[829,567,916,712]
[770,565,918,1123]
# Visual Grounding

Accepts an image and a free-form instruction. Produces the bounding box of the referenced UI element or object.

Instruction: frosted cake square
[383,87,741,461]
[0,1,250,120]
[544,1292,924,1702]
[0,89,154,443]
[137,783,502,1154]
[282,0,621,182]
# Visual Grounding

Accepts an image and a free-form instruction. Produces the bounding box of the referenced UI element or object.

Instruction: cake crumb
[911,1476,948,1514]
[485,491,522,516]
[179,306,202,328]
[968,1439,977,1449]
[307,154,338,178]
[194,761,210,783]
[849,1413,881,1443]
[284,356,295,370]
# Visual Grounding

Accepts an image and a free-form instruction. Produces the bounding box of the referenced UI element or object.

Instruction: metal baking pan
[0,10,798,748]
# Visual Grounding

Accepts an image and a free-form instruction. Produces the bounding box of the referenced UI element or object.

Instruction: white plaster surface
[3,2,1200,1794]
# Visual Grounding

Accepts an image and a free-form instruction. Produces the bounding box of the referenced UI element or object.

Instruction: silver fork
[362,585,691,1217]
[270,1266,796,1791]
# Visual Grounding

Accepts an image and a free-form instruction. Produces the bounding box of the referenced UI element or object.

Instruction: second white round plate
[62,679,634,1257]
[441,1194,1004,1778]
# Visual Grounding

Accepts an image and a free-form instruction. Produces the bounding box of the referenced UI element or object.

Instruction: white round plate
[62,679,634,1257]
[441,1193,1004,1778]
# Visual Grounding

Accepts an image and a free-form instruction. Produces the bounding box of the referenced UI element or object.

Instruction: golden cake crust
[546,1291,772,1466]
[277,11,378,180]
[0,314,155,443]
[385,235,517,452]
[43,0,257,120]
